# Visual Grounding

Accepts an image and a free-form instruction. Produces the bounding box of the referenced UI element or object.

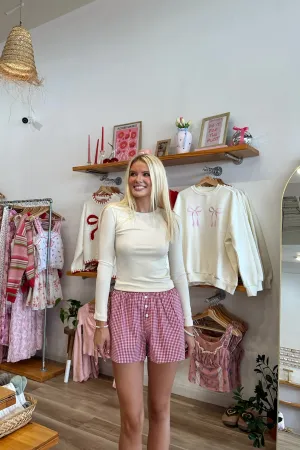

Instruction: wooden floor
[16,374,299,449]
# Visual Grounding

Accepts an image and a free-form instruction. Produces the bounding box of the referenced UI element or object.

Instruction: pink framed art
[113,121,142,161]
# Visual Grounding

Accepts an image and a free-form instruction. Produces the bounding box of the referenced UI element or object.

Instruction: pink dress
[0,210,15,346]
[188,325,244,393]
[27,219,64,310]
[7,290,44,363]
[73,303,100,383]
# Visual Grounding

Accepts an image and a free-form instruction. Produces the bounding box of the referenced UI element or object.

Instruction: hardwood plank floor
[2,371,298,449]
[23,374,273,449]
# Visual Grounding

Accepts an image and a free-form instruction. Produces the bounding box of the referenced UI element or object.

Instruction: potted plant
[175,116,192,153]
[55,298,83,329]
[233,354,280,448]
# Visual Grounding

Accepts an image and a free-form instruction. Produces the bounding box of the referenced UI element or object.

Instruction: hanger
[94,185,121,196]
[14,206,65,221]
[196,176,231,187]
[196,176,219,187]
[193,307,242,337]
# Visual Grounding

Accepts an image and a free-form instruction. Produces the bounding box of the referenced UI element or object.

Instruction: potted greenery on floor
[55,298,83,329]
[233,355,280,448]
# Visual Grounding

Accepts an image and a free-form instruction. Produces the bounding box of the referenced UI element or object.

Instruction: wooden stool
[1,422,59,449]
[64,327,76,383]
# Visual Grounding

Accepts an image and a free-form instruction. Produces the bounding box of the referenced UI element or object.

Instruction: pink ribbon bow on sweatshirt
[187,206,202,227]
[233,126,249,144]
[209,207,222,227]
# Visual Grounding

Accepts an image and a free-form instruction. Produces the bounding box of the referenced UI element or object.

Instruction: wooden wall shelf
[280,399,300,409]
[73,144,259,174]
[66,271,246,292]
[280,380,300,389]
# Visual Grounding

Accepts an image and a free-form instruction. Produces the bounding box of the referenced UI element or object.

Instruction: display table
[1,422,59,449]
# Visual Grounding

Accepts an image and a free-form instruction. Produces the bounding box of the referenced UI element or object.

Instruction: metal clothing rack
[0,197,53,373]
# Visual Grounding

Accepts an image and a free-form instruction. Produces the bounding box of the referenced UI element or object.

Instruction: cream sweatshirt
[174,185,261,296]
[95,205,193,326]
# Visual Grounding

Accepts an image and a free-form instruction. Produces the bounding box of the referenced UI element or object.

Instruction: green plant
[233,355,280,448]
[55,298,82,328]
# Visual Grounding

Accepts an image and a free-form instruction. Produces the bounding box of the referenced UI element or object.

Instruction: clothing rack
[0,198,59,378]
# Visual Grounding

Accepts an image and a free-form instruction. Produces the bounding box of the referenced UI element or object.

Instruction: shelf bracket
[224,152,243,165]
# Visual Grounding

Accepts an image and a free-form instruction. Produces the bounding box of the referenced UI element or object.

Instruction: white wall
[0,0,299,406]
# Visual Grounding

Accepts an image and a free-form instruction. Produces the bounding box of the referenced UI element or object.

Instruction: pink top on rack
[73,303,100,383]
[188,325,244,393]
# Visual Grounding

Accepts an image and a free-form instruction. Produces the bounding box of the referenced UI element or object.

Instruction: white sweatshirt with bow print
[174,185,263,296]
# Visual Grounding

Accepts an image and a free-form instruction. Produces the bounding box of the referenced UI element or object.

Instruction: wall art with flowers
[112,121,142,161]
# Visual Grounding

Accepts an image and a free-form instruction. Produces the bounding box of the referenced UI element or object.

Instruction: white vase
[68,318,74,329]
[176,128,192,153]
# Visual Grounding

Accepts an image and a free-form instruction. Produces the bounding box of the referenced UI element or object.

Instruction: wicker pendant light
[0,3,42,86]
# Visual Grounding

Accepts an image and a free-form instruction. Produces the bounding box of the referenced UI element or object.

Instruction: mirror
[279,167,300,448]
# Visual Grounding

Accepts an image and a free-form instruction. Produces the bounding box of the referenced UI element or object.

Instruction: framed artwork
[156,139,171,158]
[113,121,142,161]
[198,112,230,148]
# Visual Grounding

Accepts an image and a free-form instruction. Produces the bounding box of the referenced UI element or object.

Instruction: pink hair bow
[233,126,249,144]
[187,206,202,227]
[209,207,222,227]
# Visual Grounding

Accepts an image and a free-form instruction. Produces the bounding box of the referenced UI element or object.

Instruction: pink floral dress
[27,219,64,310]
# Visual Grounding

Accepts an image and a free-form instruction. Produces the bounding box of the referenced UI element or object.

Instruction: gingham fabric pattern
[108,288,185,364]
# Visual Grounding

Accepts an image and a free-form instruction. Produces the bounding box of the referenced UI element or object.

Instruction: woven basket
[0,393,37,439]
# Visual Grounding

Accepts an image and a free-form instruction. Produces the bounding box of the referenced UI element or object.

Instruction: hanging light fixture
[0,1,42,86]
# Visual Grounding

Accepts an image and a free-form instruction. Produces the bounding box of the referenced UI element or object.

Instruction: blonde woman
[94,154,194,450]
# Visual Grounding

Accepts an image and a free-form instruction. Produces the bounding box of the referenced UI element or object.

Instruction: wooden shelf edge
[279,399,300,409]
[66,270,97,278]
[73,144,259,173]
[66,271,246,292]
[280,380,300,389]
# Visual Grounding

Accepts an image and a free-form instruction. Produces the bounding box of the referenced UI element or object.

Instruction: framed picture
[113,121,142,161]
[198,112,230,148]
[156,139,171,158]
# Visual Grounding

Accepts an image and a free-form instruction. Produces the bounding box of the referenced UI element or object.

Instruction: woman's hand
[94,326,111,360]
[184,326,195,359]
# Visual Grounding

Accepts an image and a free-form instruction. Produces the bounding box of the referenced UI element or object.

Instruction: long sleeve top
[71,193,123,273]
[174,185,261,296]
[7,216,35,303]
[95,205,193,326]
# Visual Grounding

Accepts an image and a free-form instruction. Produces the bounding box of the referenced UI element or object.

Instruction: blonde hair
[119,154,176,241]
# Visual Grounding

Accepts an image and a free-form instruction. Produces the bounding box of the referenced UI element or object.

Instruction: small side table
[64,327,76,383]
[1,422,59,449]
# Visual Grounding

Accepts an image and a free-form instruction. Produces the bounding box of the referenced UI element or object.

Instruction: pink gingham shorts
[108,288,185,364]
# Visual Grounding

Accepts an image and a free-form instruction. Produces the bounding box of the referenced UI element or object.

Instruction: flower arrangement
[175,117,192,129]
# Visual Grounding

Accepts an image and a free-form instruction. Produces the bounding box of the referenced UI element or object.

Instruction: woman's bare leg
[113,362,144,450]
[147,361,178,450]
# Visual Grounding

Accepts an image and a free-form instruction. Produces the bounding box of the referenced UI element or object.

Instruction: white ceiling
[0,0,95,43]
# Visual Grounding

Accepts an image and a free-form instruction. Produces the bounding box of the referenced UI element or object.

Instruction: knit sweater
[71,192,123,273]
[173,185,262,296]
[7,216,35,303]
[95,205,193,327]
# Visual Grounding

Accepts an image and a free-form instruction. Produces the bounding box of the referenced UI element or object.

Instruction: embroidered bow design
[209,207,222,227]
[187,206,202,227]
[87,214,99,240]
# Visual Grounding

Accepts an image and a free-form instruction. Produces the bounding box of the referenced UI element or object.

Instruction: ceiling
[0,0,95,43]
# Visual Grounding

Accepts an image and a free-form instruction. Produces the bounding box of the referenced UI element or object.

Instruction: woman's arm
[169,215,193,327]
[95,206,116,323]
